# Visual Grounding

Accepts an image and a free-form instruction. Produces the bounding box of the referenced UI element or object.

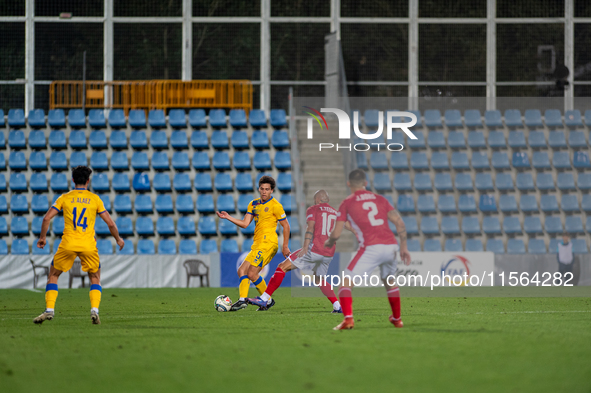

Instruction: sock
[264,268,285,297]
[45,283,58,311]
[338,287,353,318]
[253,276,267,295]
[387,287,401,320]
[239,275,250,299]
[333,300,341,310]
[89,284,102,311]
[260,293,271,302]
[319,282,339,305]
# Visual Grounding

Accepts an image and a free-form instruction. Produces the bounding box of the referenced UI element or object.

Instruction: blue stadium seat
[420,216,439,235]
[414,173,432,192]
[528,239,546,254]
[479,194,497,213]
[220,239,239,253]
[50,173,68,192]
[465,239,483,252]
[98,194,111,212]
[512,152,530,170]
[32,242,50,256]
[543,109,562,128]
[8,130,26,149]
[155,194,174,214]
[200,239,218,254]
[468,131,486,149]
[524,109,543,128]
[565,110,582,127]
[499,194,518,213]
[482,216,501,235]
[408,131,426,149]
[109,109,127,128]
[90,151,108,171]
[109,130,127,149]
[249,109,267,128]
[364,109,380,128]
[236,173,253,191]
[31,194,49,213]
[137,239,155,255]
[503,216,522,235]
[392,173,410,192]
[458,194,477,214]
[434,173,452,192]
[431,152,449,170]
[231,130,249,150]
[578,173,591,190]
[557,172,575,191]
[463,109,481,128]
[170,130,188,149]
[88,130,107,150]
[373,173,391,191]
[150,130,168,149]
[397,195,415,213]
[8,151,25,171]
[444,239,463,252]
[272,130,290,149]
[215,173,233,192]
[70,151,87,167]
[197,194,215,213]
[424,109,442,128]
[544,216,563,234]
[219,219,238,235]
[553,151,571,170]
[391,152,409,170]
[229,109,247,128]
[485,110,503,128]
[356,152,368,170]
[428,131,446,149]
[228,152,249,171]
[68,109,86,128]
[548,131,567,149]
[188,109,206,128]
[8,109,25,127]
[149,152,167,171]
[48,109,66,127]
[131,152,149,170]
[370,152,388,170]
[565,216,583,234]
[97,240,113,255]
[527,131,546,149]
[238,194,253,212]
[193,173,211,192]
[275,151,291,170]
[277,172,292,192]
[153,173,171,192]
[451,152,469,171]
[217,194,235,213]
[130,130,148,150]
[176,194,194,213]
[11,239,29,255]
[115,217,133,236]
[88,109,106,128]
[519,195,538,214]
[462,216,480,235]
[401,239,419,252]
[49,151,68,171]
[402,216,419,235]
[135,195,153,214]
[516,173,534,191]
[475,173,494,191]
[158,239,176,255]
[148,109,166,128]
[198,216,217,236]
[112,173,130,192]
[10,173,27,192]
[471,152,489,171]
[117,240,134,255]
[455,173,473,191]
[504,109,522,128]
[128,109,146,128]
[495,173,513,192]
[157,217,175,236]
[568,131,587,148]
[532,151,551,170]
[209,109,227,128]
[211,131,229,149]
[190,131,208,150]
[574,151,591,169]
[254,151,272,170]
[172,152,190,171]
[507,239,525,254]
[508,131,527,149]
[535,173,554,191]
[136,217,155,236]
[111,152,129,171]
[114,194,132,214]
[447,131,465,149]
[29,130,46,149]
[560,194,579,212]
[189,151,208,171]
[441,216,460,235]
[252,131,270,149]
[11,216,29,235]
[179,239,197,254]
[287,216,301,235]
[572,239,588,253]
[270,109,287,128]
[280,194,294,214]
[387,130,405,146]
[524,216,543,234]
[95,219,110,236]
[410,152,428,170]
[424,239,442,252]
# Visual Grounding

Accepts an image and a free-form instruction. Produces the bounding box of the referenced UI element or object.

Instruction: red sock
[338,287,353,318]
[264,268,285,296]
[387,287,401,320]
[319,283,338,305]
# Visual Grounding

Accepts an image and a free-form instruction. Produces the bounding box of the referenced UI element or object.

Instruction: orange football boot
[333,317,355,330]
[389,315,404,328]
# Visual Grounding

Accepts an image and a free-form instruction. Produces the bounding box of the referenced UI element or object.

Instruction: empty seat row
[407,237,589,253]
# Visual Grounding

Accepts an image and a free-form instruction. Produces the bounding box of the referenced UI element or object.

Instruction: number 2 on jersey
[362,201,384,226]
[72,207,88,231]
[321,212,336,235]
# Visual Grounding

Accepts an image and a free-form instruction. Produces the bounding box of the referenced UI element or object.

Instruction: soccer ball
[214,295,232,312]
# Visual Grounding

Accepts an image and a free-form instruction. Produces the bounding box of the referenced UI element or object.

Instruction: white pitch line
[24,288,43,293]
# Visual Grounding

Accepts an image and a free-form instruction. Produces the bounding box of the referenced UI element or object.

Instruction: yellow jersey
[52,188,106,251]
[247,196,287,246]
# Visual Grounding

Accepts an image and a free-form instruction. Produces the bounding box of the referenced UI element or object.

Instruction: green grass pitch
[1,288,590,393]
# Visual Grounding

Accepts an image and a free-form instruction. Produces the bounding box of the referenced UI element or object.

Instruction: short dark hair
[258,175,276,190]
[72,166,92,186]
[348,169,366,185]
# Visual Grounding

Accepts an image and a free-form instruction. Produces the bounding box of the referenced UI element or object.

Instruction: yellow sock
[239,275,250,299]
[254,277,267,295]
[45,283,58,310]
[89,284,102,310]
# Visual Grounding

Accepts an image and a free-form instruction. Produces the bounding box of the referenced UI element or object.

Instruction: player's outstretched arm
[344,221,354,233]
[279,219,291,257]
[298,220,315,258]
[216,211,253,229]
[388,210,411,264]
[100,211,125,250]
[325,221,345,248]
[38,207,59,249]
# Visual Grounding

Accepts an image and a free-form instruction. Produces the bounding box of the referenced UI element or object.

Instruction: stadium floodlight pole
[82,51,86,112]
[486,0,496,111]
[104,0,114,111]
[260,0,271,114]
[289,87,306,236]
[408,0,418,110]
[565,0,574,112]
[182,0,192,81]
[25,0,34,114]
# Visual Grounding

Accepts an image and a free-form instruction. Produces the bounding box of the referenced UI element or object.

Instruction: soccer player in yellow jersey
[33,166,125,325]
[216,175,290,311]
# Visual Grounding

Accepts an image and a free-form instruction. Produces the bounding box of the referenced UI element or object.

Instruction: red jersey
[306,203,338,257]
[336,189,397,248]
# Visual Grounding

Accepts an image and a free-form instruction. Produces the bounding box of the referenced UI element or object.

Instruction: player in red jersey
[325,169,411,330]
[247,190,348,312]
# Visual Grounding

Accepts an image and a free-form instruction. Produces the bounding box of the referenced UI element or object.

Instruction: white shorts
[288,248,334,277]
[346,244,399,280]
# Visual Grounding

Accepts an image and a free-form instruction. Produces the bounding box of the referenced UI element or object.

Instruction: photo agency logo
[303,107,418,152]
